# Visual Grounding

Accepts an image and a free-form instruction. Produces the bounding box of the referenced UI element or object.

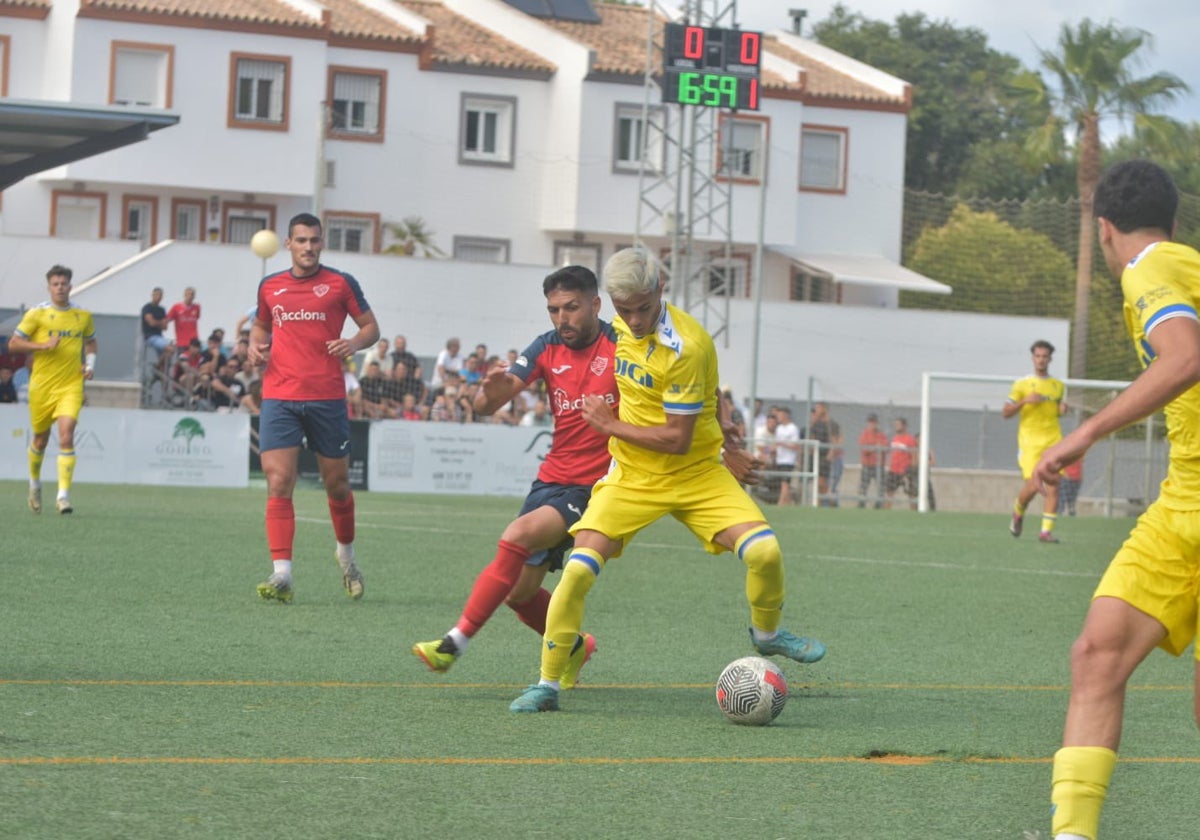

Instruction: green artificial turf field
[1,481,1195,839]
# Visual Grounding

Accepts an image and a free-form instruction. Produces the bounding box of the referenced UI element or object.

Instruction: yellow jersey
[1008,374,1064,454]
[609,301,723,475]
[15,302,95,395]
[1122,240,1200,510]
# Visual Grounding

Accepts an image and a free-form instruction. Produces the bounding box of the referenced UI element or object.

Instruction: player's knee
[558,552,602,601]
[736,527,782,574]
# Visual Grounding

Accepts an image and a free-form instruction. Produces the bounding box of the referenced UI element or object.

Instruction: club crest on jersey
[313,284,330,298]
[589,356,609,377]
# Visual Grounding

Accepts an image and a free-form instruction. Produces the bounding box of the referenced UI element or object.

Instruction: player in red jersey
[166,287,201,349]
[412,266,614,684]
[248,213,380,604]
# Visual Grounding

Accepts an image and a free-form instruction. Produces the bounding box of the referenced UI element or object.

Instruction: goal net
[913,371,1167,516]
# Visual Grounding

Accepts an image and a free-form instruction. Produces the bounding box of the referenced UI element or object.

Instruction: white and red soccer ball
[715,656,788,725]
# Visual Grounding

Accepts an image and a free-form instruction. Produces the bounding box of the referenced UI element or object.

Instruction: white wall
[0,235,141,306]
[1,17,48,99]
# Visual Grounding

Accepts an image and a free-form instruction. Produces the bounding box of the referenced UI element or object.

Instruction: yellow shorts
[1094,502,1200,658]
[28,386,84,434]
[1018,439,1060,479]
[569,456,767,557]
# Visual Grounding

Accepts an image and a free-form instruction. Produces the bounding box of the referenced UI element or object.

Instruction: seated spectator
[462,354,483,386]
[361,337,392,376]
[343,357,363,419]
[390,335,420,376]
[12,354,32,402]
[240,378,263,415]
[174,338,205,395]
[358,361,394,419]
[519,397,552,427]
[385,361,423,412]
[428,394,451,422]
[208,358,246,410]
[399,393,422,421]
[0,367,17,403]
[199,332,227,376]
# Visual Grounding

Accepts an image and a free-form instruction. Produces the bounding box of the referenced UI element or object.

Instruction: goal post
[917,371,1147,515]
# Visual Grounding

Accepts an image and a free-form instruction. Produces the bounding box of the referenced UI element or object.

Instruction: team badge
[313,284,330,298]
[590,356,609,377]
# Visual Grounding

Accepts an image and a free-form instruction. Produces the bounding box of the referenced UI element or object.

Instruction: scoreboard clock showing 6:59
[661,22,763,111]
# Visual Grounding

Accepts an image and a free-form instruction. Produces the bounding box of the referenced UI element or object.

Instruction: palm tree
[1025,20,1188,378]
[383,216,446,258]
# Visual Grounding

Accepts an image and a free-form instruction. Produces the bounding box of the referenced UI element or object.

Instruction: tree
[383,217,446,258]
[1017,19,1189,378]
[813,5,1048,197]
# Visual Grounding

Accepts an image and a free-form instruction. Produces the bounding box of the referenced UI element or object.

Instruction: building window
[171,199,206,242]
[706,256,751,297]
[460,95,516,167]
[613,104,665,173]
[790,267,837,302]
[51,191,108,239]
[717,115,767,182]
[221,202,276,244]
[453,236,510,263]
[799,125,848,193]
[110,42,173,108]
[0,35,11,97]
[229,53,289,130]
[326,213,380,254]
[122,194,159,247]
[553,242,602,274]
[328,68,385,141]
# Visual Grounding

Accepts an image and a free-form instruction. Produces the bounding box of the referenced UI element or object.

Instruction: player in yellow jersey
[7,265,97,515]
[1034,160,1200,840]
[1004,340,1067,542]
[510,247,825,713]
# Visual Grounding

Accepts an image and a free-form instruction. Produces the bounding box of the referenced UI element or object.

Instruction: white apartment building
[0,0,946,308]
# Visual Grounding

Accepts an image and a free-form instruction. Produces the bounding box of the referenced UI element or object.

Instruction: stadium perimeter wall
[3,236,1070,409]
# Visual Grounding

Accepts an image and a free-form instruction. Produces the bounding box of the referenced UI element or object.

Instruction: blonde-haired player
[1004,339,1067,542]
[8,265,97,514]
[510,247,824,713]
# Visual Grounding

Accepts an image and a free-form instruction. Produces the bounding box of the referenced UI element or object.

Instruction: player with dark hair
[1004,338,1067,542]
[411,265,616,684]
[510,247,823,713]
[1036,159,1200,840]
[249,212,380,603]
[8,265,96,515]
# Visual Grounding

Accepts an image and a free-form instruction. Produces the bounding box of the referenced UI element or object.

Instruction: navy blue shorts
[259,398,351,458]
[519,480,593,572]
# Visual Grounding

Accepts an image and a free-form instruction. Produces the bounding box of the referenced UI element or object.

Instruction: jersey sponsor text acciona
[510,322,618,485]
[256,265,370,401]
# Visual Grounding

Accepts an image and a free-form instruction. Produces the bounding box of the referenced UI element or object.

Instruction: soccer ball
[715,656,787,725]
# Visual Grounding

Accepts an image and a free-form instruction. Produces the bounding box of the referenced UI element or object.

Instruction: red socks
[457,540,530,636]
[508,587,552,636]
[265,497,295,560]
[328,493,355,544]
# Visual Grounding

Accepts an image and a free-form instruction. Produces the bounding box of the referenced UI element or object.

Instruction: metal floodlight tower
[633,0,743,346]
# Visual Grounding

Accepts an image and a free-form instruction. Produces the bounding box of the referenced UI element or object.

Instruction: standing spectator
[856,413,888,508]
[519,397,552,427]
[1004,339,1067,543]
[1060,457,1084,516]
[721,389,746,438]
[806,402,840,506]
[828,423,845,507]
[166,286,201,350]
[391,335,419,374]
[772,406,800,506]
[884,417,918,510]
[141,287,169,360]
[361,337,392,376]
[432,337,464,388]
[7,265,97,515]
[0,366,18,403]
[248,212,380,604]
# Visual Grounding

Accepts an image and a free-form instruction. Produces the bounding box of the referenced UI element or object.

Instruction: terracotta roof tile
[395,0,554,75]
[0,0,51,12]
[541,2,661,78]
[765,36,907,106]
[80,0,321,30]
[323,0,421,47]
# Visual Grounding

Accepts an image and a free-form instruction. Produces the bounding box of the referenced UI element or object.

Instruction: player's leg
[1040,482,1061,543]
[25,393,54,514]
[256,400,304,603]
[1052,597,1164,840]
[52,400,82,513]
[308,399,363,599]
[1012,449,1041,536]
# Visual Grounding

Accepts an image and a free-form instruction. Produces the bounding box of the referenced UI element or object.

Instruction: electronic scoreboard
[661,22,762,111]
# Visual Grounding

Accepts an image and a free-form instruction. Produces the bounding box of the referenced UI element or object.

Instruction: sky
[729,0,1200,126]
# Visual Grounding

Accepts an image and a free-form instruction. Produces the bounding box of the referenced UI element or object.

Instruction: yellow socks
[1051,746,1117,840]
[542,548,603,683]
[735,526,784,632]
[1041,512,1058,536]
[28,445,45,484]
[57,450,76,496]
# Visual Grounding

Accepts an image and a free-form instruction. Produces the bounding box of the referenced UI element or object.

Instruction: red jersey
[511,322,618,485]
[888,432,917,474]
[256,265,370,401]
[167,302,201,347]
[858,428,889,467]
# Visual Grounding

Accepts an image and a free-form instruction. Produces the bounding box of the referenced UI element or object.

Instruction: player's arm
[247,317,271,367]
[1001,386,1031,418]
[1036,317,1200,486]
[82,336,98,380]
[474,362,525,416]
[582,394,697,454]
[326,310,380,359]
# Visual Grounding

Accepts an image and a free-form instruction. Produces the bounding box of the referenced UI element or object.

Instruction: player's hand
[81,365,94,381]
[723,446,765,486]
[43,335,60,351]
[581,393,615,433]
[479,363,512,401]
[325,339,354,358]
[719,416,744,450]
[247,341,270,366]
[1033,437,1085,493]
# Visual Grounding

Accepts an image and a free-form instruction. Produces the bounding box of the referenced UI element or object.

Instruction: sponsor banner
[368,422,551,496]
[0,405,249,487]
